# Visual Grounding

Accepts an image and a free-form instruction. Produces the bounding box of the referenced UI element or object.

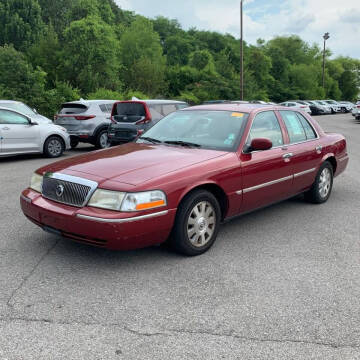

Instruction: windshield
[0,102,36,115]
[137,110,249,151]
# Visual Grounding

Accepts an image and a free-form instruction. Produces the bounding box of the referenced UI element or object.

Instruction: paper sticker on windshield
[231,112,244,117]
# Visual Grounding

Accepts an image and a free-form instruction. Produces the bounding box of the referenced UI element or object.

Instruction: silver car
[279,101,312,114]
[0,107,70,158]
[323,100,342,114]
[0,100,53,124]
[54,100,117,149]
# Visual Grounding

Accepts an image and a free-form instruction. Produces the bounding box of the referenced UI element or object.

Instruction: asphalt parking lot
[0,113,359,359]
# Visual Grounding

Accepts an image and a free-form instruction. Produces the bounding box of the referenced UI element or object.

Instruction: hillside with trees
[0,0,359,117]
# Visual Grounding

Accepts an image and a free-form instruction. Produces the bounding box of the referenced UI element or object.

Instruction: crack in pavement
[6,240,59,308]
[0,315,359,351]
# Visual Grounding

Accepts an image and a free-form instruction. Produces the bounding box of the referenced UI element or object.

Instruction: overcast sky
[115,0,359,58]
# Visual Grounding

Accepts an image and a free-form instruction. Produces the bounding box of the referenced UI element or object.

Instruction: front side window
[247,111,283,147]
[280,111,307,143]
[0,110,29,125]
[138,110,249,151]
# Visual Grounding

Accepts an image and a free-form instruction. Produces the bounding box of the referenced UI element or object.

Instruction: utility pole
[240,0,244,100]
[322,32,330,89]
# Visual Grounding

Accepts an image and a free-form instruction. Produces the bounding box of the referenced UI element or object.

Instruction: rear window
[112,102,146,123]
[59,104,88,114]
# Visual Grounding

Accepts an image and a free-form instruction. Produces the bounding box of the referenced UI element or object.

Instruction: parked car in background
[352,102,360,119]
[54,100,118,149]
[313,100,333,114]
[323,100,342,114]
[338,101,354,113]
[305,101,331,115]
[0,100,52,124]
[0,107,70,158]
[279,101,311,114]
[108,99,189,145]
[21,103,348,255]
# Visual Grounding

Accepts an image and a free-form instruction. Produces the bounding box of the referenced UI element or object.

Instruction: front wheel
[170,190,221,256]
[44,136,64,158]
[305,161,333,204]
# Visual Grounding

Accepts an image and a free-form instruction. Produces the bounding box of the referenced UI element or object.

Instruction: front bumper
[20,189,176,250]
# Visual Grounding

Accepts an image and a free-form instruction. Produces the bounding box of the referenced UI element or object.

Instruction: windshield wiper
[164,140,202,148]
[139,136,162,144]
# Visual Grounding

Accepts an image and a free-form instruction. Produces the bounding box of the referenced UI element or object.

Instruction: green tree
[61,16,122,94]
[0,0,45,50]
[119,18,166,96]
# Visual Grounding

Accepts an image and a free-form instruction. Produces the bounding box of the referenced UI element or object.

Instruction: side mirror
[29,119,38,126]
[249,138,273,152]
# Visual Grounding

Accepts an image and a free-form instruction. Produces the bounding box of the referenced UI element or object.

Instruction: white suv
[55,100,117,149]
[0,107,70,158]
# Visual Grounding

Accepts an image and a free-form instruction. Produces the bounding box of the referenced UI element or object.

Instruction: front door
[0,109,39,154]
[239,110,293,213]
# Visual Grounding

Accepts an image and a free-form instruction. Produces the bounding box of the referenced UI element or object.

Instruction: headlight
[121,191,167,212]
[88,189,125,211]
[88,189,167,212]
[30,173,43,193]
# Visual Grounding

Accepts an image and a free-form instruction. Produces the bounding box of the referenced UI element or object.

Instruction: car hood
[37,142,228,186]
[31,114,52,124]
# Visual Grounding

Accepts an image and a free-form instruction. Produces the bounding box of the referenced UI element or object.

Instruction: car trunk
[55,103,90,132]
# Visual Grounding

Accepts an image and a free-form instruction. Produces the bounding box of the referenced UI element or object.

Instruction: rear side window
[248,111,283,147]
[99,104,114,113]
[280,111,307,143]
[295,113,317,140]
[113,102,146,123]
[162,104,177,116]
[59,104,88,114]
[148,105,163,121]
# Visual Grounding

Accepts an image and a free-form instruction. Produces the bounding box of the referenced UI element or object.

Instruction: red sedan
[20,104,349,256]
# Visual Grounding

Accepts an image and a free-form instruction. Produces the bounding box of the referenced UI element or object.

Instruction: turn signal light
[135,200,165,211]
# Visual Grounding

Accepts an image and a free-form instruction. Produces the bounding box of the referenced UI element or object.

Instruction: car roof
[182,103,281,113]
[63,100,118,106]
[0,100,24,104]
[142,99,187,105]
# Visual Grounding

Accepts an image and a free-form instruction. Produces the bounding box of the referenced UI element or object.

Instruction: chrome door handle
[283,153,293,159]
[1,127,10,130]
[315,145,322,153]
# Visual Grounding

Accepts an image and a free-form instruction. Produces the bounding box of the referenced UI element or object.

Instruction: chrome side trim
[243,175,293,194]
[21,194,32,203]
[236,190,243,195]
[339,156,349,163]
[294,168,316,178]
[76,210,169,223]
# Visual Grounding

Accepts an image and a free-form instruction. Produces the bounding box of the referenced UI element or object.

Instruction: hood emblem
[55,184,65,198]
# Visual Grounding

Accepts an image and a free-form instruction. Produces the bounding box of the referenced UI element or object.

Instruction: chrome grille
[42,173,98,207]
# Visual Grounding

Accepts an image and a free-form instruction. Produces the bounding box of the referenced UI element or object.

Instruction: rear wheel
[44,136,64,158]
[170,190,221,256]
[95,129,110,149]
[305,161,333,204]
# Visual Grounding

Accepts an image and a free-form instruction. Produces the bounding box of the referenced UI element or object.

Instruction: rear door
[278,110,322,193]
[0,109,40,154]
[240,110,293,213]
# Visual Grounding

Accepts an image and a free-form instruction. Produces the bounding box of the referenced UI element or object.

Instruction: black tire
[169,190,221,256]
[43,136,65,158]
[304,161,333,204]
[95,129,110,149]
[70,137,79,149]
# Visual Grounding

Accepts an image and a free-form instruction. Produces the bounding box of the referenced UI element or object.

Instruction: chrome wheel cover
[48,139,62,156]
[319,167,331,198]
[187,201,216,247]
[99,132,110,148]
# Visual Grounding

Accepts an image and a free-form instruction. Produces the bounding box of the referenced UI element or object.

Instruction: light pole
[240,0,244,100]
[322,32,330,89]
